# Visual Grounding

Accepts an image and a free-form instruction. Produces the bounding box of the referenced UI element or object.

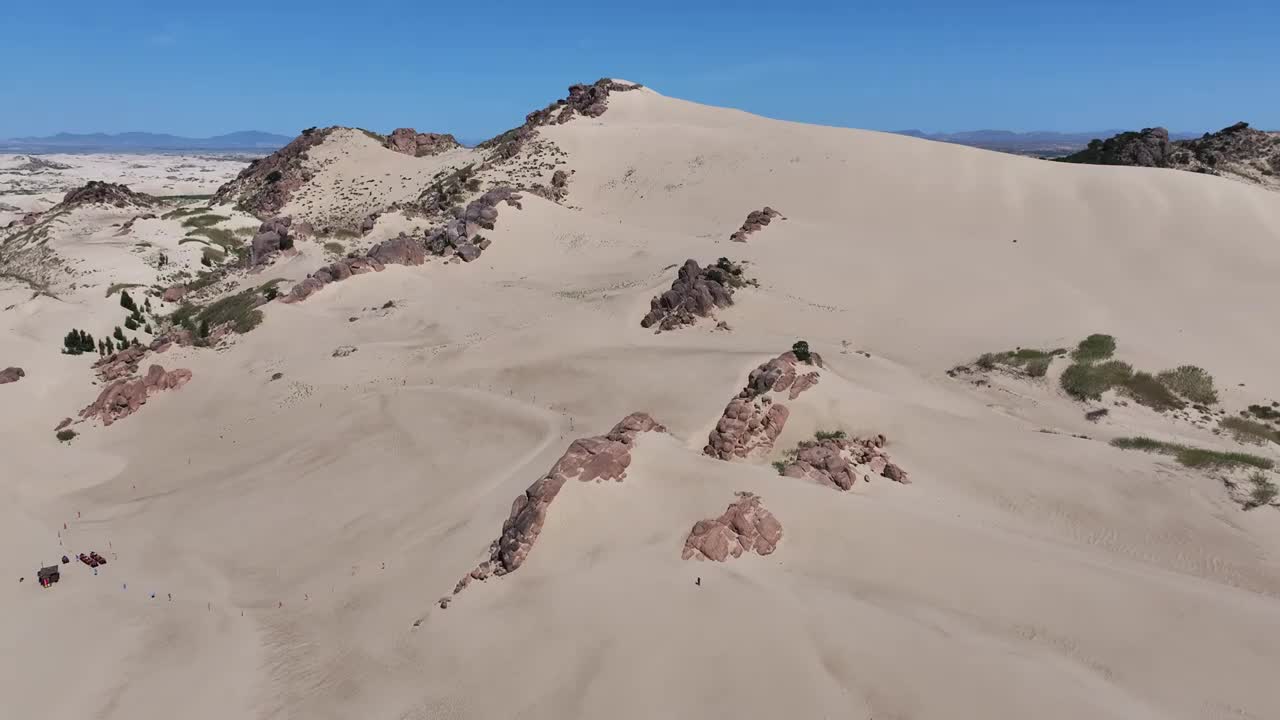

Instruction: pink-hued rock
[161,286,187,303]
[704,351,822,460]
[441,412,666,608]
[774,434,911,491]
[250,217,294,266]
[729,206,784,242]
[0,366,25,384]
[384,128,459,157]
[682,492,782,562]
[93,345,149,382]
[79,364,192,426]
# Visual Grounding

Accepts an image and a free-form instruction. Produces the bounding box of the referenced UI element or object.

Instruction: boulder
[682,492,782,561]
[161,286,187,303]
[79,364,192,426]
[0,366,25,384]
[385,128,460,157]
[641,258,749,332]
[729,206,784,242]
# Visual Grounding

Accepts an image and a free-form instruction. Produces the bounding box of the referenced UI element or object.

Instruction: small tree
[120,290,137,312]
[792,340,812,364]
[198,319,210,339]
[124,317,139,331]
[113,326,126,342]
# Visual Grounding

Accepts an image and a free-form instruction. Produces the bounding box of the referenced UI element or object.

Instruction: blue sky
[2,0,1277,139]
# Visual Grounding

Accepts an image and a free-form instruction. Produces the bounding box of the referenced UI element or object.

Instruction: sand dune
[3,83,1280,719]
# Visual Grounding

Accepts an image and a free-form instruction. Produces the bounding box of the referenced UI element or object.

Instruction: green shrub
[61,329,95,355]
[324,241,345,255]
[771,460,789,475]
[1121,372,1185,411]
[1061,360,1133,400]
[1156,365,1218,405]
[1072,334,1116,362]
[196,288,265,334]
[1246,404,1280,421]
[792,340,812,364]
[1246,473,1279,510]
[1220,416,1280,445]
[814,429,847,441]
[56,429,77,442]
[975,353,997,370]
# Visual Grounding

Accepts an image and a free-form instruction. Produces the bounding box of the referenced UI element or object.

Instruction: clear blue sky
[2,0,1277,139]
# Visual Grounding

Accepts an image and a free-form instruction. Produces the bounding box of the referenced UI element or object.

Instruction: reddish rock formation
[478,79,643,161]
[776,433,910,489]
[730,207,783,242]
[0,366,25,384]
[641,258,750,331]
[161,286,187,303]
[93,345,149,382]
[384,128,460,157]
[704,351,823,461]
[281,234,424,303]
[682,492,782,561]
[441,412,665,608]
[213,126,335,217]
[60,181,159,210]
[79,363,192,426]
[250,217,295,266]
[54,417,73,431]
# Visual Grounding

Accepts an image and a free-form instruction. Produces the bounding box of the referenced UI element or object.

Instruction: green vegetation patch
[1111,436,1274,470]
[1060,360,1133,400]
[1220,416,1280,445]
[814,429,847,441]
[1071,334,1117,362]
[161,205,208,220]
[974,346,1065,374]
[1157,365,1218,405]
[1121,371,1186,412]
[1246,472,1279,510]
[181,213,230,229]
[324,241,346,255]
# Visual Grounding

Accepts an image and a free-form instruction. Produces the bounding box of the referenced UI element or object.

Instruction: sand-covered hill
[5,81,1280,720]
[1059,122,1280,191]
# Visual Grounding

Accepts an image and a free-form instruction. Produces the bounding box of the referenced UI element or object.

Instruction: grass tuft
[1220,416,1280,445]
[181,213,229,229]
[1111,436,1274,470]
[1245,472,1279,510]
[1121,371,1185,412]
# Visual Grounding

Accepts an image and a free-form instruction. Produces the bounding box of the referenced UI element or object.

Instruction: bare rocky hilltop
[1058,121,1280,191]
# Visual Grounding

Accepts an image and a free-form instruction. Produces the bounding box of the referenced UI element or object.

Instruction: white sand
[3,86,1280,719]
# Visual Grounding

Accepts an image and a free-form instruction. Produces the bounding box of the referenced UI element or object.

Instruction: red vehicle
[78,553,99,568]
[89,552,107,566]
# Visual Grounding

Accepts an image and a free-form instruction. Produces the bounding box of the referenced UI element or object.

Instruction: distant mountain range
[892,129,1202,157]
[0,131,294,153]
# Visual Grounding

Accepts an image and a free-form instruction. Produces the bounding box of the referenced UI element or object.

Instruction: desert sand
[3,83,1280,720]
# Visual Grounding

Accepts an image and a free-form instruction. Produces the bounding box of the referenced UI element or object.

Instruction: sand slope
[4,85,1280,720]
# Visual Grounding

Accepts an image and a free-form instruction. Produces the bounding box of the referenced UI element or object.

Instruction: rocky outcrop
[161,286,187,303]
[114,213,156,235]
[641,258,750,331]
[1058,128,1174,168]
[93,344,150,382]
[0,366,24,384]
[777,433,911,490]
[422,187,522,262]
[384,128,460,157]
[250,217,295,265]
[441,412,665,608]
[730,207,783,242]
[281,234,424,303]
[60,181,159,210]
[80,363,192,426]
[478,79,643,161]
[1060,122,1280,190]
[682,492,782,561]
[213,126,335,217]
[705,351,823,460]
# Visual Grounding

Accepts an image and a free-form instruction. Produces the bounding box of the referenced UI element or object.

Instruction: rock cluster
[1060,122,1280,190]
[93,344,150,382]
[80,363,192,426]
[682,492,782,562]
[384,128,460,157]
[730,207,783,242]
[705,351,823,460]
[422,187,522,262]
[213,126,334,217]
[60,181,158,210]
[479,79,642,161]
[441,412,665,608]
[777,434,911,490]
[281,234,425,303]
[642,259,749,331]
[161,286,187,303]
[250,217,295,266]
[0,366,24,384]
[528,169,571,202]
